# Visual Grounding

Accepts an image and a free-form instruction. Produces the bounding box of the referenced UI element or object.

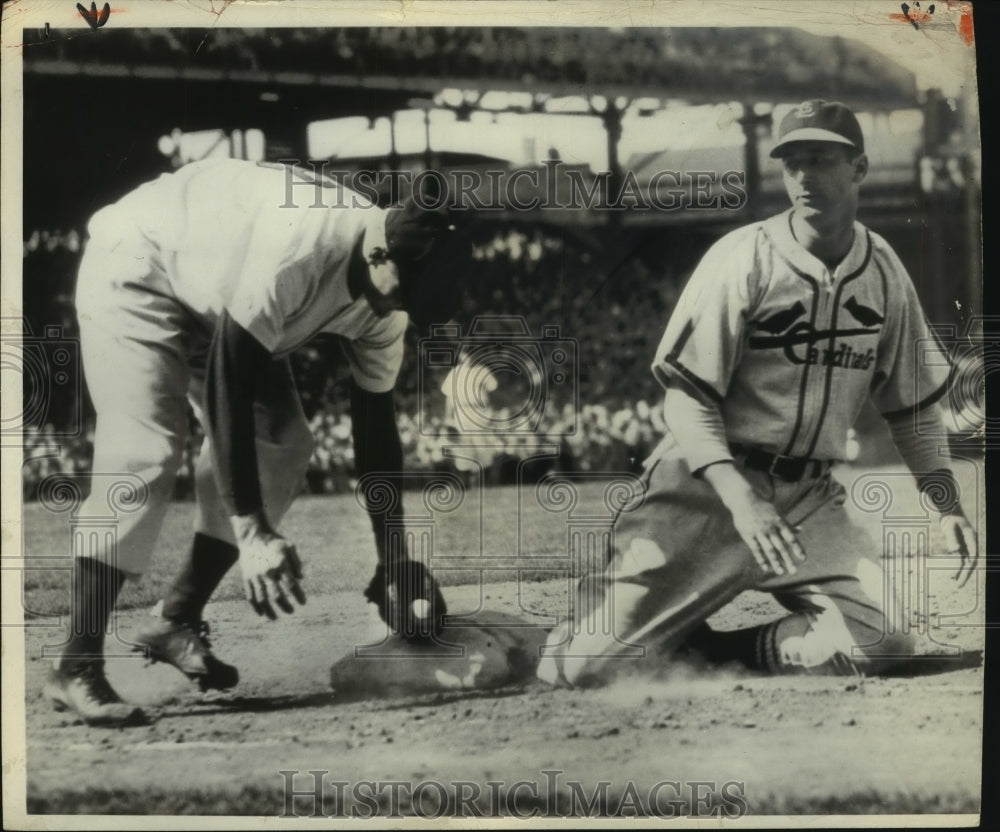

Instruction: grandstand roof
[23,27,917,109]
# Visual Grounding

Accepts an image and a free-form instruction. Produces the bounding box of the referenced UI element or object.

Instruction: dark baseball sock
[159,533,239,623]
[60,557,126,671]
[684,623,772,672]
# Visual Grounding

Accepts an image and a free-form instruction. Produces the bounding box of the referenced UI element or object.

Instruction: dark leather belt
[730,443,829,482]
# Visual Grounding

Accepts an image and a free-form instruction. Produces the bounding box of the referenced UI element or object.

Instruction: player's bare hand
[231,513,306,618]
[941,513,978,588]
[702,462,806,576]
[729,492,805,576]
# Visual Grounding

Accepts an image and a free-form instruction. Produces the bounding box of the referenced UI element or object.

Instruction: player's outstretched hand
[941,513,978,588]
[231,514,306,619]
[703,462,806,577]
[729,491,806,577]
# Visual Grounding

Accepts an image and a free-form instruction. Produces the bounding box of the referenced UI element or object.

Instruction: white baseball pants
[74,224,314,577]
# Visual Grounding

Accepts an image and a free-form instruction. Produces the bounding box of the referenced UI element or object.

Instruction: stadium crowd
[22,399,665,500]
[301,398,664,496]
[16,222,971,501]
[19,224,680,500]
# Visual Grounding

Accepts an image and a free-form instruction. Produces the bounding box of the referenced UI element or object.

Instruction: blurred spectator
[18,221,676,496]
[28,214,952,499]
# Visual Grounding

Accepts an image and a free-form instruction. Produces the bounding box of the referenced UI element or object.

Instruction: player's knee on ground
[850,627,918,675]
[770,578,919,675]
[537,580,650,687]
[538,529,753,687]
[765,611,859,674]
[762,604,915,676]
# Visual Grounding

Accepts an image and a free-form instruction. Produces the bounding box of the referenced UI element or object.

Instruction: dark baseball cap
[769,100,864,158]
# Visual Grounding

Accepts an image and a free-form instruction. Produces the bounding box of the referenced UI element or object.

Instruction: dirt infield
[22,582,984,817]
[17,469,986,818]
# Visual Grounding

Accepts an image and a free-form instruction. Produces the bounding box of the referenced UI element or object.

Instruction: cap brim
[769,128,859,158]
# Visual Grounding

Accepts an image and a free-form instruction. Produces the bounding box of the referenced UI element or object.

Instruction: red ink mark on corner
[890,1,974,46]
[77,2,111,30]
[890,1,935,30]
[957,6,975,46]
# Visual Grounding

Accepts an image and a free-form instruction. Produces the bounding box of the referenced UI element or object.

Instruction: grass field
[19,461,981,619]
[20,480,608,618]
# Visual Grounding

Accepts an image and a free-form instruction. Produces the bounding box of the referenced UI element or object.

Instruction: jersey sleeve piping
[653,355,725,406]
[880,376,951,421]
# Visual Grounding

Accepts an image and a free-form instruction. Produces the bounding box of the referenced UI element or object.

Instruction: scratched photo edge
[0,1,984,829]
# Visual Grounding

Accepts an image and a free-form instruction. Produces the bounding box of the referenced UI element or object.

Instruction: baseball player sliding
[46,159,464,726]
[537,101,979,687]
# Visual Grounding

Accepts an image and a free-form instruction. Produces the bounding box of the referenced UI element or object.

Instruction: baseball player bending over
[537,101,978,687]
[47,160,464,725]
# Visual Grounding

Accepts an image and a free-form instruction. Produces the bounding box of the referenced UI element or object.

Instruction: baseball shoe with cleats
[803,650,862,677]
[133,606,239,692]
[44,661,148,727]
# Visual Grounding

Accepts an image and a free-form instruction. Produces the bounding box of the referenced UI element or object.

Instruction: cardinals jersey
[652,209,951,466]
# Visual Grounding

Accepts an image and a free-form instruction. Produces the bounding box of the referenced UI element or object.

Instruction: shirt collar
[765,209,868,281]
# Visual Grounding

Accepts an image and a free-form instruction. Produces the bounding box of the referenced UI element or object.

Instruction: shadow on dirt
[157,679,550,718]
[351,682,543,709]
[872,649,983,678]
[158,691,336,718]
[156,647,981,722]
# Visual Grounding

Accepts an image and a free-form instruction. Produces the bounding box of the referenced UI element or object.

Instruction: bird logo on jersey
[748,299,882,371]
[754,301,807,334]
[842,295,884,327]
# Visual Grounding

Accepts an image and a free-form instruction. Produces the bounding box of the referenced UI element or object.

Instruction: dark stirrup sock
[160,532,240,623]
[61,557,126,670]
[684,623,776,672]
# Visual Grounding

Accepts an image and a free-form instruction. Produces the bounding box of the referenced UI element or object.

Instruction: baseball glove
[364,559,447,641]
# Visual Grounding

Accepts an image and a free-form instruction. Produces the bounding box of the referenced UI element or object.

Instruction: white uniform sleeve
[341,311,408,393]
[226,191,377,353]
[662,386,734,474]
[869,246,952,420]
[228,253,327,353]
[651,229,759,405]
